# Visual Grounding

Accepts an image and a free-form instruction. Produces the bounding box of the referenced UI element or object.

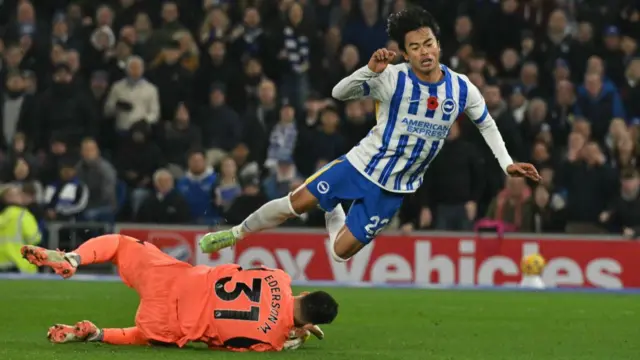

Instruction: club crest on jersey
[441,98,457,115]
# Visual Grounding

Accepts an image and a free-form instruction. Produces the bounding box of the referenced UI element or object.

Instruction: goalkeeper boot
[199,229,238,253]
[47,320,101,344]
[21,245,77,279]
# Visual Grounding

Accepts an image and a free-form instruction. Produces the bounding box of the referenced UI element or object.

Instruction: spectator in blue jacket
[176,149,217,224]
[575,72,625,144]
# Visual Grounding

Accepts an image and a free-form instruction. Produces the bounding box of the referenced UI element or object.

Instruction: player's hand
[623,227,636,238]
[465,201,477,221]
[507,163,542,182]
[599,211,610,223]
[368,48,396,73]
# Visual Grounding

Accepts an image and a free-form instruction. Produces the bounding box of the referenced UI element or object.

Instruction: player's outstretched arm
[463,80,541,182]
[331,48,397,102]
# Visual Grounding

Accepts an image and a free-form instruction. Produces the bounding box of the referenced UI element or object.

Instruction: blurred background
[0,0,638,286]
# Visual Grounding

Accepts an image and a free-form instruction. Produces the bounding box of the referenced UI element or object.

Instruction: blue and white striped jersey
[332,63,513,193]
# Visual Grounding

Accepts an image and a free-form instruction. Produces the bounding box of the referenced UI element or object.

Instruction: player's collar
[406,63,449,87]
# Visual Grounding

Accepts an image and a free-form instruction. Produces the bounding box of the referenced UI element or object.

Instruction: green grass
[0,280,639,360]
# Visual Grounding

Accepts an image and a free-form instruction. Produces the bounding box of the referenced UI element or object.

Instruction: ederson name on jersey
[332,62,513,193]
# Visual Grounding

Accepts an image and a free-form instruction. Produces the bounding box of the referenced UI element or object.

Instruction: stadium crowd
[0,0,638,237]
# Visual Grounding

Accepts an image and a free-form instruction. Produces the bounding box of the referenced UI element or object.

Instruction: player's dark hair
[300,291,338,325]
[387,7,440,51]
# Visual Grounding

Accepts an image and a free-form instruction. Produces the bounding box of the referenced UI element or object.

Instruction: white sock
[232,196,297,238]
[325,204,346,244]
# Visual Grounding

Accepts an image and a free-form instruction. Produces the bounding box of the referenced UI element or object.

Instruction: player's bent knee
[289,187,319,216]
[330,243,350,262]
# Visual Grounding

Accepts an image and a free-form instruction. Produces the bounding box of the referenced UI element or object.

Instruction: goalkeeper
[21,234,337,351]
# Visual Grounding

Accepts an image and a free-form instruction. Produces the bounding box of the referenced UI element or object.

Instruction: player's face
[403,27,440,74]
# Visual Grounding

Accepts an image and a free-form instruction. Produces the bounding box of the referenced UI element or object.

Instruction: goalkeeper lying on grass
[21,234,337,351]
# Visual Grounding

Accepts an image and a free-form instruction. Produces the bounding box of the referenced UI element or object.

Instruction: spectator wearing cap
[148,39,193,121]
[32,63,98,151]
[197,82,241,167]
[176,150,217,224]
[263,155,302,201]
[265,102,297,172]
[76,138,118,222]
[0,72,36,151]
[599,168,640,239]
[601,25,626,87]
[136,168,191,224]
[105,55,160,135]
[575,72,626,144]
[43,155,89,221]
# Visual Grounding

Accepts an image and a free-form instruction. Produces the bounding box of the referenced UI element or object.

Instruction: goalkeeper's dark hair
[300,291,338,325]
[387,7,440,51]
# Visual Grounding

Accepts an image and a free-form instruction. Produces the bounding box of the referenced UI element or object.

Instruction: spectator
[278,2,312,109]
[600,168,640,238]
[423,122,483,231]
[306,106,346,174]
[159,103,201,172]
[115,121,164,216]
[33,63,98,150]
[224,176,266,226]
[0,185,41,274]
[176,150,217,224]
[557,141,617,234]
[244,79,279,167]
[548,80,575,147]
[148,40,192,121]
[75,138,117,221]
[104,55,160,135]
[529,184,566,233]
[44,156,89,221]
[213,157,242,213]
[342,100,375,150]
[0,72,36,151]
[230,143,260,183]
[5,157,43,204]
[198,82,242,166]
[342,0,387,67]
[575,72,626,144]
[485,176,534,232]
[263,156,302,201]
[136,168,191,224]
[265,102,297,172]
[621,58,640,123]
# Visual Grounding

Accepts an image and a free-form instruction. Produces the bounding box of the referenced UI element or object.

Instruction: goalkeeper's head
[294,291,338,326]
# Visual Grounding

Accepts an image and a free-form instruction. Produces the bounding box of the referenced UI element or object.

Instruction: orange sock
[102,327,149,345]
[73,235,121,266]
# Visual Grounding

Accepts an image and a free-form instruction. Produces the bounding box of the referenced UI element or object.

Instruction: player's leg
[47,320,149,346]
[329,189,405,261]
[200,158,349,253]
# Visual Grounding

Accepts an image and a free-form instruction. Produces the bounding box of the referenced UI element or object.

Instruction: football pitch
[1,279,638,360]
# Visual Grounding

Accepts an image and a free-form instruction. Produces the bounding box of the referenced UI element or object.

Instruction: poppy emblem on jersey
[441,98,457,115]
[427,96,439,111]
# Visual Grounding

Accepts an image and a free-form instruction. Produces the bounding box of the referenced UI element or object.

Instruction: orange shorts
[114,236,192,344]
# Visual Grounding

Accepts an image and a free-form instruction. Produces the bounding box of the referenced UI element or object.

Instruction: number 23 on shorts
[364,216,389,239]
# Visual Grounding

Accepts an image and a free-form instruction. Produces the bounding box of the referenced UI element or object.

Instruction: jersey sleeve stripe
[407,80,421,115]
[393,138,426,191]
[362,82,371,96]
[441,70,454,121]
[379,134,409,185]
[424,84,438,118]
[406,140,440,191]
[473,106,489,124]
[457,76,468,118]
[364,71,407,175]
